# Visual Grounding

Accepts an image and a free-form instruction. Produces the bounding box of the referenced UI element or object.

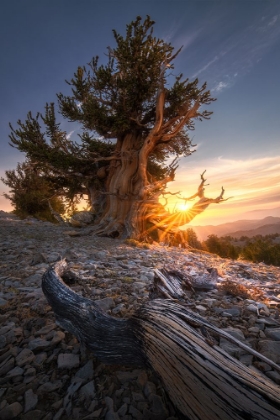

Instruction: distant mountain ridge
[190,216,280,241]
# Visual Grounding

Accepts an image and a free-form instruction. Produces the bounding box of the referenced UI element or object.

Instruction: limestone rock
[57,353,80,370]
[69,211,94,227]
[0,402,23,419]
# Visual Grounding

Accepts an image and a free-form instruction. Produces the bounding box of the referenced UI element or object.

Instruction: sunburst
[176,202,191,212]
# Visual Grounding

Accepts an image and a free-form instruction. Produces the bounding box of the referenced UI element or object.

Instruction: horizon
[1,1,280,225]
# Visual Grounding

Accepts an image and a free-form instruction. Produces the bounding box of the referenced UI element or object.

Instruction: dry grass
[220,280,250,299]
[121,276,134,284]
[125,239,151,249]
[220,279,266,301]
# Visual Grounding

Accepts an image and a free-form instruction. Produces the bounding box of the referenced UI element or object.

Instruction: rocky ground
[0,210,280,420]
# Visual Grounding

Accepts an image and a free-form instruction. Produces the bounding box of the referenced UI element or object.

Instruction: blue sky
[1,0,279,224]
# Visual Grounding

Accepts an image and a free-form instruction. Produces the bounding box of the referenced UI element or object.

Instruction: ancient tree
[4,16,228,240]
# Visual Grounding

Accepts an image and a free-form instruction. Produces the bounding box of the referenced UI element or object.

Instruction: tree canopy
[2,16,228,241]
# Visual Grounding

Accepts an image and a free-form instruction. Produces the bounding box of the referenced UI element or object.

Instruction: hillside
[190,216,280,241]
[228,223,280,238]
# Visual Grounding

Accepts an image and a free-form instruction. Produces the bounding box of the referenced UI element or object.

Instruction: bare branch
[129,117,148,128]
[161,101,200,142]
[144,157,179,198]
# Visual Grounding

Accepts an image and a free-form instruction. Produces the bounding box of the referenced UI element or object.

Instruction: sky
[0,0,280,225]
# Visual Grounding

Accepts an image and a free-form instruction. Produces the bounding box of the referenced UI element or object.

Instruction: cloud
[192,56,219,78]
[212,81,229,92]
[268,15,278,27]
[164,155,280,224]
[66,130,75,140]
[187,8,280,94]
[259,14,279,31]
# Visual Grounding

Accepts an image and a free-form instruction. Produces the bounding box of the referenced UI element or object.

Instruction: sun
[176,202,191,212]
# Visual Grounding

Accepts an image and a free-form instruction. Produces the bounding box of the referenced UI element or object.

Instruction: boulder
[69,211,94,227]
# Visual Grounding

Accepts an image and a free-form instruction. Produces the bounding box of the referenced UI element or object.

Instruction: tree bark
[42,261,280,420]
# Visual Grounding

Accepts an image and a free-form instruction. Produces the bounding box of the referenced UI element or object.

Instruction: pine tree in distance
[3,16,229,241]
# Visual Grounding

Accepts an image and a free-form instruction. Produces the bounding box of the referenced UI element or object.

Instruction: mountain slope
[228,223,280,239]
[190,217,280,241]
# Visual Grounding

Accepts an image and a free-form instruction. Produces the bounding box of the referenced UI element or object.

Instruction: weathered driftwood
[42,260,280,420]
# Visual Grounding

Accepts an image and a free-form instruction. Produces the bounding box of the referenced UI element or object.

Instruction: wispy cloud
[268,15,278,27]
[212,81,229,92]
[187,8,280,95]
[192,56,219,78]
[66,130,75,140]
[174,29,202,51]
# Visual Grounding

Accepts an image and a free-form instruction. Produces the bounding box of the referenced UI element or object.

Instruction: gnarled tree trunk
[93,129,228,243]
[42,261,280,420]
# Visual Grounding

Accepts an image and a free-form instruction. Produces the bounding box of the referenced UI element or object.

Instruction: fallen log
[42,260,280,420]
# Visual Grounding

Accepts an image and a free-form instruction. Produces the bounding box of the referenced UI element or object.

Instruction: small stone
[16,349,35,367]
[53,407,64,420]
[34,323,56,336]
[51,400,63,410]
[105,412,120,420]
[203,298,217,307]
[57,353,80,369]
[143,381,157,399]
[45,253,60,263]
[0,402,23,419]
[104,396,120,420]
[88,408,103,418]
[132,392,145,402]
[30,253,46,266]
[239,354,253,366]
[64,230,81,237]
[79,380,95,399]
[50,331,65,345]
[259,330,266,338]
[6,366,24,378]
[264,328,280,341]
[0,336,7,349]
[21,410,45,420]
[24,274,42,286]
[116,370,140,384]
[222,307,240,317]
[221,328,245,341]
[117,403,127,416]
[137,371,148,389]
[0,324,14,335]
[258,341,280,363]
[0,357,15,376]
[195,305,207,313]
[247,327,260,335]
[37,381,62,393]
[112,304,126,315]
[94,297,115,312]
[129,405,143,420]
[24,368,36,377]
[267,301,280,309]
[151,394,169,419]
[0,298,8,307]
[33,352,47,367]
[75,360,94,381]
[257,303,270,316]
[28,338,50,351]
[247,304,258,313]
[24,389,38,413]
